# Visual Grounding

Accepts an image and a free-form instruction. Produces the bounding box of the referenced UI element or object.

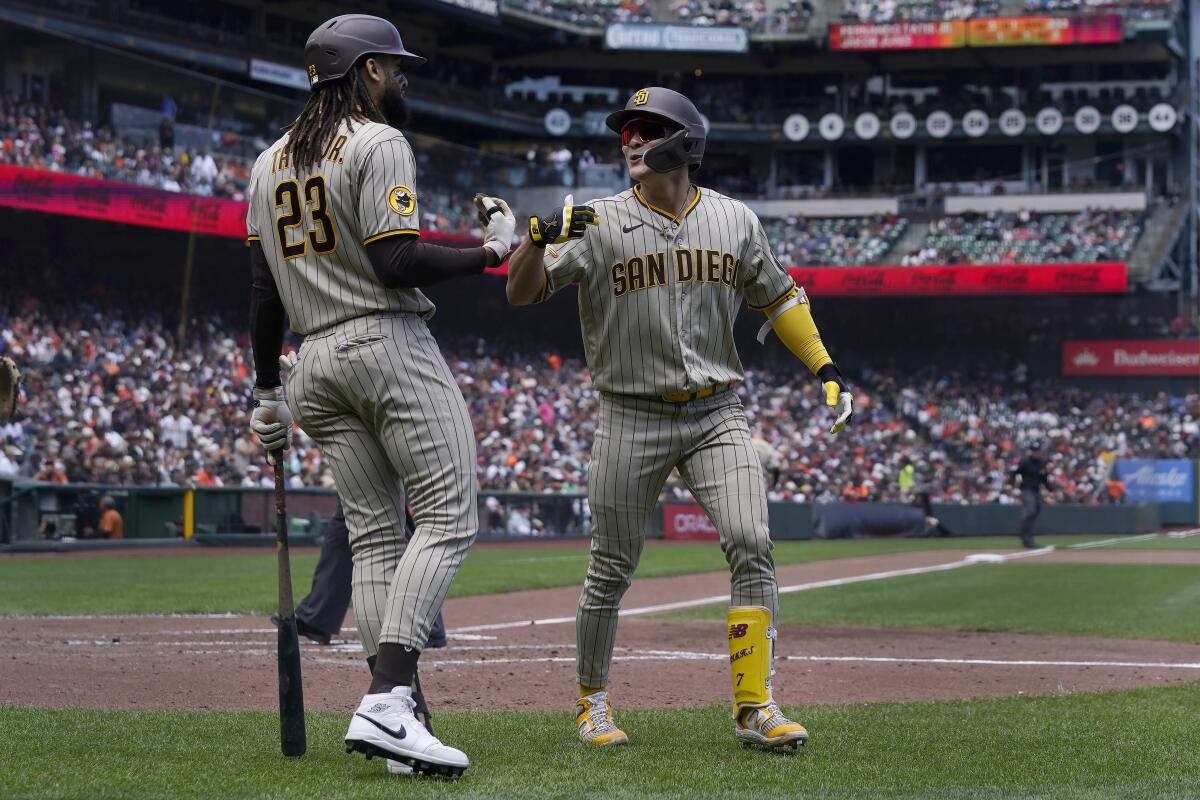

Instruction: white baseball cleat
[344,686,469,777]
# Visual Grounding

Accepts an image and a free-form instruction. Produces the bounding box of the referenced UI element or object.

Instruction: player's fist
[250,386,294,465]
[817,364,853,434]
[528,194,597,248]
[474,194,516,265]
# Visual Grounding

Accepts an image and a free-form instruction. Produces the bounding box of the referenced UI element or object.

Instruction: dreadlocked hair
[284,60,386,171]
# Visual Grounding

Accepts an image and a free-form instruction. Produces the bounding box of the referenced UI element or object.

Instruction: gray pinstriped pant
[287,313,478,656]
[577,390,779,688]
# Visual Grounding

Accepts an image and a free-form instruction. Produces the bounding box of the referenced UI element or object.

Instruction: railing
[0,479,592,543]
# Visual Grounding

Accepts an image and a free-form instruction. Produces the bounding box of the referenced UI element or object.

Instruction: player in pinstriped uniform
[246,14,515,777]
[506,88,854,750]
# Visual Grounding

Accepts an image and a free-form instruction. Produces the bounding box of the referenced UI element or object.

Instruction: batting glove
[474,194,517,264]
[817,364,853,435]
[528,194,597,248]
[250,386,294,465]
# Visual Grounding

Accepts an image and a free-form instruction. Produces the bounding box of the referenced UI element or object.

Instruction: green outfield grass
[0,536,1088,617]
[2,683,1195,800]
[677,563,1200,642]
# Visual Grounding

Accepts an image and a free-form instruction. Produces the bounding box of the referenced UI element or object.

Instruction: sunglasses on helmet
[621,117,675,146]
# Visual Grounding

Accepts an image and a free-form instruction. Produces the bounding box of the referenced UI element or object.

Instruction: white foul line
[448,548,1057,634]
[302,650,1200,671]
[1068,533,1159,549]
[1167,528,1200,539]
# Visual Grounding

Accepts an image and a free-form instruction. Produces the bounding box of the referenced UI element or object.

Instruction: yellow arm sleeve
[762,289,833,377]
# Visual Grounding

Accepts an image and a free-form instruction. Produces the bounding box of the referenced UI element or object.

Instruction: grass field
[4,533,1197,799]
[2,683,1195,800]
[675,563,1200,642]
[0,535,1100,617]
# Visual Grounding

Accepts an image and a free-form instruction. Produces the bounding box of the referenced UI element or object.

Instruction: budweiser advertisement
[790,263,1126,296]
[663,503,720,541]
[0,165,475,245]
[1062,340,1200,376]
[830,14,1121,51]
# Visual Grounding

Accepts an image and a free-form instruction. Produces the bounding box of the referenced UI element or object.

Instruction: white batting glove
[278,351,298,378]
[250,386,294,465]
[823,379,854,435]
[474,194,517,264]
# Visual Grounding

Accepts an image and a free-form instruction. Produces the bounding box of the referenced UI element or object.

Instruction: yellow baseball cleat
[575,691,629,746]
[735,701,810,749]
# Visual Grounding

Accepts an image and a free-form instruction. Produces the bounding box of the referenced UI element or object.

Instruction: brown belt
[661,381,739,403]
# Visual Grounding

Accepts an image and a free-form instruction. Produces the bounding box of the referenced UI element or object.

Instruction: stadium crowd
[502,0,653,27]
[1022,0,1178,20]
[841,0,1000,23]
[0,95,250,200]
[1,302,1194,509]
[899,209,1143,266]
[765,215,908,267]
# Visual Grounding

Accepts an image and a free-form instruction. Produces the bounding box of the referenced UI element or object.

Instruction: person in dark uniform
[276,501,447,649]
[1012,442,1052,548]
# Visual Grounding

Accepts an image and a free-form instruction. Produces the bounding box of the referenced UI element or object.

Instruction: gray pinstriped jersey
[540,185,796,397]
[246,120,434,335]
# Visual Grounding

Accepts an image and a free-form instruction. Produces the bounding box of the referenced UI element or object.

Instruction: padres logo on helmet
[633,89,650,106]
[387,185,417,216]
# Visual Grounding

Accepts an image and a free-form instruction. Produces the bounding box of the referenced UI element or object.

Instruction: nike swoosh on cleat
[355,713,407,741]
[622,223,644,233]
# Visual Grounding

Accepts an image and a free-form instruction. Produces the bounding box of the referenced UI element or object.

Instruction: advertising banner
[663,503,719,541]
[0,164,247,237]
[967,15,1122,46]
[1115,460,1195,503]
[0,165,476,245]
[789,263,1126,296]
[605,23,748,53]
[1062,340,1200,376]
[829,20,965,51]
[831,14,1121,51]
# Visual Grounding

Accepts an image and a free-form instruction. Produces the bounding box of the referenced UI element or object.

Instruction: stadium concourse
[0,298,1195,506]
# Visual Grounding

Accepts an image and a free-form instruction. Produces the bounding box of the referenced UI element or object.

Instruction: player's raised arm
[745,216,854,434]
[506,193,597,306]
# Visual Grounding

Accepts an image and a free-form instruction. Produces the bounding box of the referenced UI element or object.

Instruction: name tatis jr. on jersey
[611,248,741,297]
[268,134,349,173]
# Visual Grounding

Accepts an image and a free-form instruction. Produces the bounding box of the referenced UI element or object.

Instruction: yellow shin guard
[728,606,774,709]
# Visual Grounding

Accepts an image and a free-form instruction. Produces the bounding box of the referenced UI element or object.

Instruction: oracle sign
[1062,340,1200,376]
[663,503,719,541]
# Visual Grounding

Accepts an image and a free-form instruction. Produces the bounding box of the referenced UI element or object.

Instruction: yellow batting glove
[818,365,853,434]
[528,193,598,247]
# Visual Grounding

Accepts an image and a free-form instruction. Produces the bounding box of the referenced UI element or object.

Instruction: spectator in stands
[96,496,124,539]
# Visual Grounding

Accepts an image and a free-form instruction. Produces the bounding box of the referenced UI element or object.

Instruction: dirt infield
[3,547,1198,714]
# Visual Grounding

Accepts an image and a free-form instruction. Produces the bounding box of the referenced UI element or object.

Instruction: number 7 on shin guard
[728,606,809,749]
[727,606,774,708]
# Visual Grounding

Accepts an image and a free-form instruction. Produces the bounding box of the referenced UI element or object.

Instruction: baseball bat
[274,459,307,757]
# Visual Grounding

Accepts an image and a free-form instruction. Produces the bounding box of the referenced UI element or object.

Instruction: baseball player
[506,87,853,750]
[246,14,515,778]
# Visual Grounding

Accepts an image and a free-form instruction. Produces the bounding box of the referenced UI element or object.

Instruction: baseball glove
[0,356,19,424]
